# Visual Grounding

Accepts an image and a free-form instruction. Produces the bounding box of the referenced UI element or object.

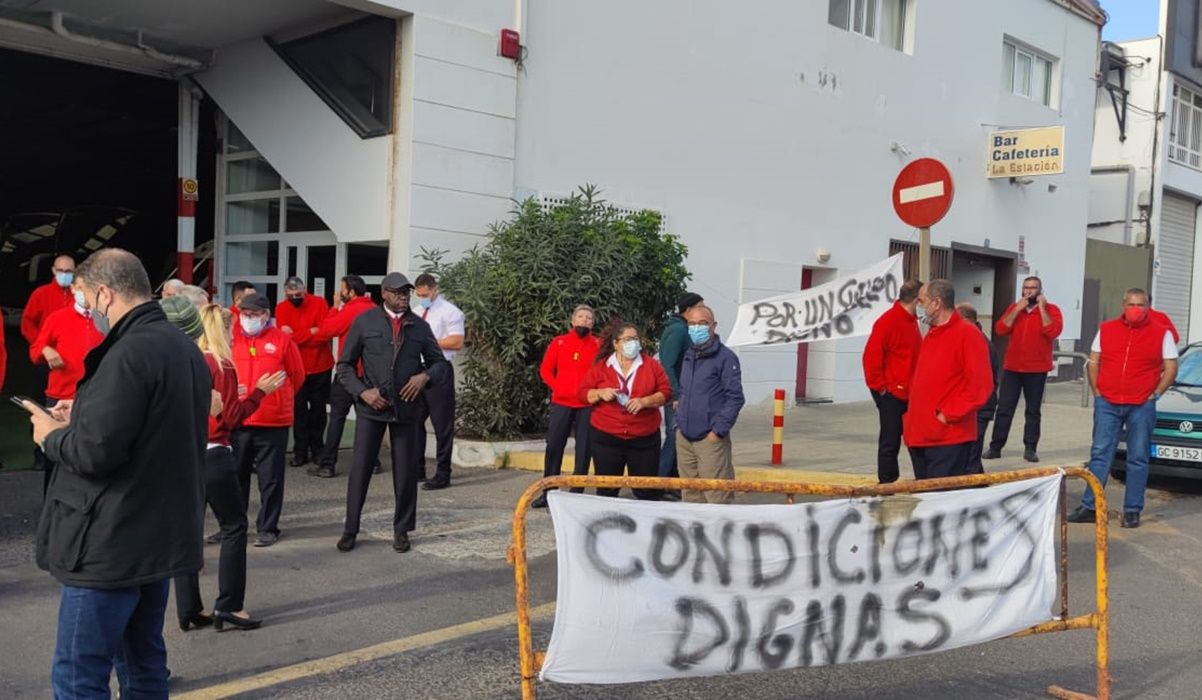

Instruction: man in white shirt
[413,273,465,490]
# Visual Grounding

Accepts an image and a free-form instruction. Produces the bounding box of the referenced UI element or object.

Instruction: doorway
[286,240,338,306]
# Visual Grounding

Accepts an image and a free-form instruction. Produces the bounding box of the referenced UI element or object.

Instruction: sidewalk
[504,382,1095,484]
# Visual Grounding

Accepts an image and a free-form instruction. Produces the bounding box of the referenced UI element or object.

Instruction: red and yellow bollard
[771,388,785,465]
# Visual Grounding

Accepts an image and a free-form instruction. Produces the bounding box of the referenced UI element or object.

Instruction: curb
[496,450,876,486]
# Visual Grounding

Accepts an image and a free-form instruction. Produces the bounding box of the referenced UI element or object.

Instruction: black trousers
[174,446,249,619]
[872,392,907,484]
[990,370,1046,452]
[232,427,288,536]
[293,371,332,459]
[416,364,455,479]
[344,418,419,536]
[319,381,353,469]
[589,427,662,500]
[544,404,592,478]
[966,415,992,474]
[909,442,974,480]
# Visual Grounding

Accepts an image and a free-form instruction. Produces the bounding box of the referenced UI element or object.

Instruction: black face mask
[574,326,590,338]
[288,296,304,307]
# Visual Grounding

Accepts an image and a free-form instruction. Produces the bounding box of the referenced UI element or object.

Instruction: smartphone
[8,395,49,415]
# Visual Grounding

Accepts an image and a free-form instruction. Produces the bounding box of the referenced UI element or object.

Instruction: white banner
[727,253,905,347]
[540,474,1061,684]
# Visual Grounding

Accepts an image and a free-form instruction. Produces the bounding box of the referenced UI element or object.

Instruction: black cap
[676,292,704,313]
[238,293,272,312]
[381,272,414,291]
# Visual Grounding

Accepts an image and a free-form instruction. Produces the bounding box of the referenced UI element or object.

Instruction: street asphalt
[0,382,1199,699]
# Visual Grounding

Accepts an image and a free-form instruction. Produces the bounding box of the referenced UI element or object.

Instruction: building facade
[0,0,1104,403]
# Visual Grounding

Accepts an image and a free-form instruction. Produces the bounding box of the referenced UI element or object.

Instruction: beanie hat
[160,296,203,339]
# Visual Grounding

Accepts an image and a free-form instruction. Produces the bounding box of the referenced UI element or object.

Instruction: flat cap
[381,272,414,290]
[238,293,272,312]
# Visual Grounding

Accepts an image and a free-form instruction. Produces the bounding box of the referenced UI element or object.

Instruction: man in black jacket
[27,248,208,698]
[335,272,448,554]
[957,303,1002,473]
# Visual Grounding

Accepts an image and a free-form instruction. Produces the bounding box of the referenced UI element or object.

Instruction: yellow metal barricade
[507,467,1110,700]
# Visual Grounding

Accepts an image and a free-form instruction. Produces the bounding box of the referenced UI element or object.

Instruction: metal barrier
[508,467,1110,700]
[1053,351,1093,408]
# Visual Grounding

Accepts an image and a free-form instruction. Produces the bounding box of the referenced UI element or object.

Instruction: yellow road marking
[175,602,557,699]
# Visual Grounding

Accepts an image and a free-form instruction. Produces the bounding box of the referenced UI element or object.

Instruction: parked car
[1114,342,1202,481]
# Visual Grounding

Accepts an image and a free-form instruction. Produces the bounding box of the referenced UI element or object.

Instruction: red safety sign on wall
[891,158,954,228]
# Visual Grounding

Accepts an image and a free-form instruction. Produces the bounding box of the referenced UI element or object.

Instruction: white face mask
[621,339,641,359]
[240,315,267,336]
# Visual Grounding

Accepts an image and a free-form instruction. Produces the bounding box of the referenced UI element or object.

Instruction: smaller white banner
[727,254,905,347]
[540,474,1060,685]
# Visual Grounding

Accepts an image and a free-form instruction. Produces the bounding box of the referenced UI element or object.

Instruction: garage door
[1156,193,1196,341]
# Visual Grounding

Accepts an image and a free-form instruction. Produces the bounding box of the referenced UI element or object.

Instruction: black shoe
[337,532,357,552]
[289,455,308,468]
[393,532,411,553]
[423,475,450,490]
[372,462,384,475]
[253,532,279,548]
[983,448,1001,460]
[213,611,262,632]
[1023,448,1039,463]
[661,490,682,502]
[204,531,221,545]
[531,494,549,509]
[307,465,336,478]
[179,613,213,632]
[1121,511,1141,529]
[1066,506,1095,523]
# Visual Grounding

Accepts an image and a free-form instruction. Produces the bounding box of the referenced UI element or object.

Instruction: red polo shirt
[275,294,335,375]
[30,305,105,400]
[21,281,74,344]
[995,301,1063,373]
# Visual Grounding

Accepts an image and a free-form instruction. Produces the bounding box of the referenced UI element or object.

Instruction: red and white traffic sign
[892,158,954,228]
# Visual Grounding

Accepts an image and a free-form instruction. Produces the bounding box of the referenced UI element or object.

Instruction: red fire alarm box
[499,28,521,59]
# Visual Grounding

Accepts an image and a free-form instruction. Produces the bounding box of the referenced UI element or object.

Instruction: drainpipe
[45,11,205,70]
[1091,165,1136,245]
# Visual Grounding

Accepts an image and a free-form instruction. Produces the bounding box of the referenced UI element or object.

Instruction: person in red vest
[986,276,1064,463]
[276,277,334,468]
[21,255,76,347]
[1069,288,1178,529]
[230,293,306,548]
[861,278,922,484]
[309,275,377,478]
[531,304,601,508]
[902,279,994,479]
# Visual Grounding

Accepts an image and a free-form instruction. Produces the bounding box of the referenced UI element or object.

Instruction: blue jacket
[677,335,745,441]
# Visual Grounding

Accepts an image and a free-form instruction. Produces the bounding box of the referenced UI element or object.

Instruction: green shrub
[419,185,690,439]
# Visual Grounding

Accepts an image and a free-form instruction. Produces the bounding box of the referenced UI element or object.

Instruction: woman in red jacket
[165,300,287,633]
[577,321,671,500]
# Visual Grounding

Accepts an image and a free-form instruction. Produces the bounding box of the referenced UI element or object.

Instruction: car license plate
[1151,444,1202,462]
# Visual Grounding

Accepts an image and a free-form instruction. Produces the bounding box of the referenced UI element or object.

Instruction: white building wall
[513,0,1098,403]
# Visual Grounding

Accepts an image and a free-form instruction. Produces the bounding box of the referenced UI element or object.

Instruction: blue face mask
[687,324,711,344]
[55,271,74,287]
[415,297,433,311]
[73,290,87,309]
[621,339,641,359]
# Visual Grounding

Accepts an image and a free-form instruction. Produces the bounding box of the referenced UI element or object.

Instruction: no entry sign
[892,158,954,228]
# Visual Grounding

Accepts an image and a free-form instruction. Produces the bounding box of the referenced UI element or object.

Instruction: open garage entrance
[0,47,217,467]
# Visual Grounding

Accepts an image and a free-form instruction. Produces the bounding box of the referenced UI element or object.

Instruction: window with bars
[827,0,909,52]
[1169,83,1202,170]
[1002,39,1054,106]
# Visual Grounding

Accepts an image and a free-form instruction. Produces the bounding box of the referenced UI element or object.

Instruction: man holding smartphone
[985,276,1063,463]
[25,248,209,699]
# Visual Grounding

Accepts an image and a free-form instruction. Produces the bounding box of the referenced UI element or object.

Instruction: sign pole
[918,226,931,282]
